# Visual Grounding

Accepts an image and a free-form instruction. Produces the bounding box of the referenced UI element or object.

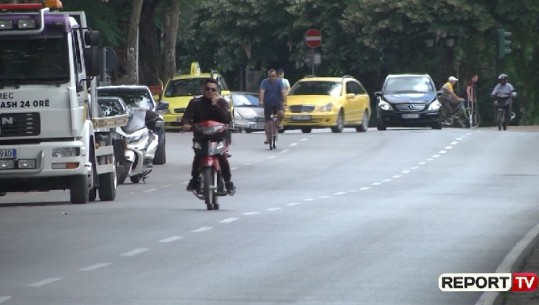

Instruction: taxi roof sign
[190,62,201,75]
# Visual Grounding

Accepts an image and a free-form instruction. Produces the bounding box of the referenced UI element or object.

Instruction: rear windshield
[98,88,155,110]
[165,78,205,97]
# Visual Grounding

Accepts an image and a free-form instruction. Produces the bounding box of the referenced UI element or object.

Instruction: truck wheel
[70,175,89,204]
[98,172,116,201]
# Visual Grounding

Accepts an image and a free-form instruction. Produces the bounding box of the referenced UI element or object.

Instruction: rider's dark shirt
[182,96,230,125]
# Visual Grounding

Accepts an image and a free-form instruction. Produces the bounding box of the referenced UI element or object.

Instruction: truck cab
[0,2,127,203]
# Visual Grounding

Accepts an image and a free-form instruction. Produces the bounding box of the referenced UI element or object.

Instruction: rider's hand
[182,124,192,132]
[211,93,220,105]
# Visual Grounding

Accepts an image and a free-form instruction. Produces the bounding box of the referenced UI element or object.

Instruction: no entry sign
[305,28,322,49]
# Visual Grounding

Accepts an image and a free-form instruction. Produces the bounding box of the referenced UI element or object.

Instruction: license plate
[250,123,265,130]
[402,113,420,119]
[0,149,16,159]
[291,115,311,121]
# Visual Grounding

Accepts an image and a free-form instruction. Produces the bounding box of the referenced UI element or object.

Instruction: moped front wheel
[203,167,218,209]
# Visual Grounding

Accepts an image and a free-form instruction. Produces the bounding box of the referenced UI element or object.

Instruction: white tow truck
[0,1,127,203]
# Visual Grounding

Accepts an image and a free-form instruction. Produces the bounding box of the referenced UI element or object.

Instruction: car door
[344,80,361,122]
[355,81,371,122]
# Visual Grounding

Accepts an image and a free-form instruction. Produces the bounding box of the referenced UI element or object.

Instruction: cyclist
[439,76,465,118]
[182,78,235,195]
[259,69,287,145]
[490,73,516,131]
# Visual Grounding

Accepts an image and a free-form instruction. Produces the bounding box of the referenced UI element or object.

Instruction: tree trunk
[139,0,163,86]
[126,0,143,84]
[161,0,181,84]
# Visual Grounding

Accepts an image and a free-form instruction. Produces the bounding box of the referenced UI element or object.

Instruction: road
[1,127,539,305]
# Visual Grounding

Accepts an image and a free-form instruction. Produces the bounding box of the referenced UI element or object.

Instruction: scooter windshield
[122,106,147,133]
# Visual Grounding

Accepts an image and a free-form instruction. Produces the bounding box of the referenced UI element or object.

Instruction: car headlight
[378,100,393,111]
[317,103,334,112]
[428,100,442,111]
[156,109,171,115]
[52,147,80,157]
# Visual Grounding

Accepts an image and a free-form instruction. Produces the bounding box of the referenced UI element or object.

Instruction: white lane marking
[360,187,371,191]
[451,141,459,145]
[333,192,347,195]
[300,138,309,141]
[266,156,276,160]
[219,218,239,224]
[426,158,434,161]
[371,182,381,186]
[439,150,447,154]
[320,195,332,199]
[289,143,298,147]
[191,227,213,233]
[383,179,392,183]
[410,166,419,170]
[401,170,410,174]
[243,211,260,215]
[303,198,314,201]
[393,175,401,179]
[445,146,453,150]
[286,202,303,206]
[27,277,63,287]
[79,263,111,271]
[280,149,289,153]
[159,236,183,243]
[121,248,149,257]
[162,184,173,188]
[432,154,441,158]
[0,297,11,304]
[456,137,463,141]
[266,207,282,212]
[143,188,158,193]
[418,162,427,165]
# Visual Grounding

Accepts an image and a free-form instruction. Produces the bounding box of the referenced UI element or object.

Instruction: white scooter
[116,107,160,184]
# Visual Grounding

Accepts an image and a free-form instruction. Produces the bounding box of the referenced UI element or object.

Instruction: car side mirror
[154,120,165,129]
[155,101,169,111]
[436,91,443,97]
[346,93,355,99]
[374,91,382,97]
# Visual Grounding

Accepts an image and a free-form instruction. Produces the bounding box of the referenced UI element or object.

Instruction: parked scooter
[116,106,161,184]
[190,120,230,210]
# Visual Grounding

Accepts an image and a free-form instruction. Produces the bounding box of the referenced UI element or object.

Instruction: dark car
[375,74,442,130]
[97,85,168,165]
[230,91,265,133]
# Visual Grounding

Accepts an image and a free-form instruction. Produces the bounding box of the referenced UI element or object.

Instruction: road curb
[475,223,539,305]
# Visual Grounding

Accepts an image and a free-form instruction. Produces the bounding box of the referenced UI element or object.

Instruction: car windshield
[98,88,155,110]
[97,98,126,117]
[165,78,205,97]
[384,77,434,93]
[289,81,342,97]
[232,93,259,107]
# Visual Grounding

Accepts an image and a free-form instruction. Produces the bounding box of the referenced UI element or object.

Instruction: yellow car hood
[165,96,196,111]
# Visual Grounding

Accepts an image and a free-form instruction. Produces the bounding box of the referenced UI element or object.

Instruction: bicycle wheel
[497,110,504,131]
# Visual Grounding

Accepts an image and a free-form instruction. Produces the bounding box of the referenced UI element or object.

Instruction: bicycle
[266,113,278,150]
[494,95,515,131]
[440,101,480,129]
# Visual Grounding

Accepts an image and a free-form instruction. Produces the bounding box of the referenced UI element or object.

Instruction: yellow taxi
[283,76,371,133]
[161,62,231,130]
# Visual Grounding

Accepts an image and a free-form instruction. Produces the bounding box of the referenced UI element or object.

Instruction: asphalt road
[1,126,539,305]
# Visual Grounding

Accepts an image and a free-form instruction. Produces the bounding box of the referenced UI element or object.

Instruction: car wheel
[301,127,312,133]
[153,136,166,165]
[356,111,369,132]
[431,121,442,130]
[376,119,387,131]
[331,110,344,133]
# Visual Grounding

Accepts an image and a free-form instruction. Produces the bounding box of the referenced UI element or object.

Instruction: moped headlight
[379,100,393,111]
[193,142,202,149]
[428,100,442,111]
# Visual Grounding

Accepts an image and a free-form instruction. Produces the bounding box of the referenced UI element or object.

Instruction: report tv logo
[439,273,539,292]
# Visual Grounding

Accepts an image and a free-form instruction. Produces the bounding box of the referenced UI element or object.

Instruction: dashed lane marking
[0,297,11,304]
[27,277,63,287]
[265,207,282,212]
[286,202,303,206]
[243,211,260,215]
[121,248,149,257]
[219,218,239,224]
[143,188,158,193]
[191,227,213,233]
[79,263,111,271]
[159,236,183,243]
